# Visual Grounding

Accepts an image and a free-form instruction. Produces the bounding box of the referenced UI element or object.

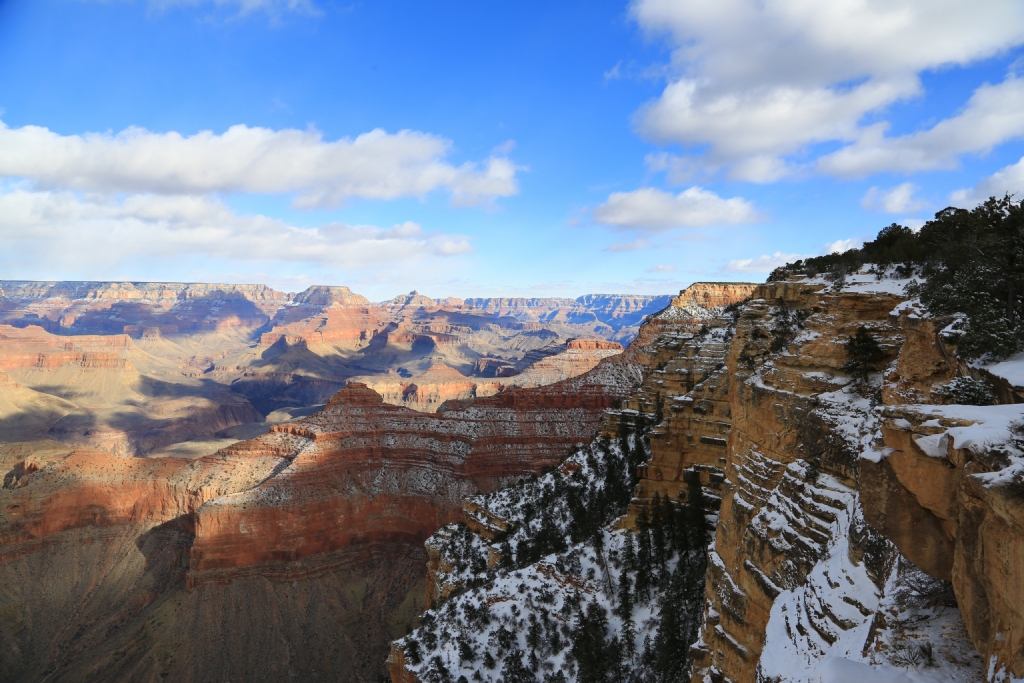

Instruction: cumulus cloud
[722,251,803,274]
[951,156,1024,205]
[0,189,471,272]
[648,264,676,273]
[593,187,762,231]
[826,238,864,254]
[0,122,519,209]
[630,0,1024,180]
[861,183,924,213]
[820,78,1024,177]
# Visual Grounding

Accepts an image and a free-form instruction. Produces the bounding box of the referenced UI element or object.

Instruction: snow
[888,403,1024,453]
[985,353,1024,389]
[841,273,917,296]
[890,298,929,319]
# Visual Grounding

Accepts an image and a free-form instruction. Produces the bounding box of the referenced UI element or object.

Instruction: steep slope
[386,273,1022,683]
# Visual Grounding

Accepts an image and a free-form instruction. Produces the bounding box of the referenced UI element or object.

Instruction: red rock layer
[0,443,290,559]
[188,362,640,584]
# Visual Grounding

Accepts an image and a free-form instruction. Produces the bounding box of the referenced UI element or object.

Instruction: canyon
[0,280,688,682]
[0,281,669,456]
[5,272,1023,683]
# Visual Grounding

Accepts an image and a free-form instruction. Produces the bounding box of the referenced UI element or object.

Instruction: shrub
[940,376,994,406]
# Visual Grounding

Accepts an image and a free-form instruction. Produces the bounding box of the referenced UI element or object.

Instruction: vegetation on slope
[768,194,1024,361]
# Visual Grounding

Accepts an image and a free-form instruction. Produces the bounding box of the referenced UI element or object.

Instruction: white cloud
[648,264,676,273]
[723,251,803,274]
[593,187,762,231]
[819,77,1024,177]
[0,189,471,273]
[630,0,1024,180]
[826,238,864,254]
[951,155,1024,205]
[605,239,651,252]
[861,183,924,213]
[0,121,519,209]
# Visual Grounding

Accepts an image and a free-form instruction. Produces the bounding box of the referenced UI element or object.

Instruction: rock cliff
[386,275,1020,683]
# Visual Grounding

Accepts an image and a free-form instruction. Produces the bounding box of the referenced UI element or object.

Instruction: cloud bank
[593,187,762,231]
[630,0,1024,181]
[0,190,471,273]
[0,122,519,208]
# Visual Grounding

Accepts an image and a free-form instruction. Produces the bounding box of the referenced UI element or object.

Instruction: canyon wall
[629,275,1022,682]
[0,326,645,681]
[385,275,1021,683]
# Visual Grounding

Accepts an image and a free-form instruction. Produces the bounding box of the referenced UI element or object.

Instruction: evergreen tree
[650,493,667,570]
[622,533,637,573]
[919,196,1024,360]
[617,571,634,620]
[572,600,610,683]
[684,477,711,552]
[635,507,653,601]
[843,325,885,384]
[501,650,537,683]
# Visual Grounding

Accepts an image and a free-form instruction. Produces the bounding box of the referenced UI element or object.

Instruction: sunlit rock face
[0,342,643,682]
[673,274,1020,683]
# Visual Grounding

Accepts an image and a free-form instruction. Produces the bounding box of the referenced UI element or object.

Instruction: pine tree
[501,650,537,683]
[843,325,885,384]
[684,477,711,552]
[572,600,610,683]
[617,571,634,620]
[622,533,637,573]
[635,507,653,601]
[650,493,667,570]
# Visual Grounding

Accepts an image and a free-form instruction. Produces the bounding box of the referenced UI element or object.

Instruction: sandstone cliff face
[670,282,759,310]
[648,275,1017,682]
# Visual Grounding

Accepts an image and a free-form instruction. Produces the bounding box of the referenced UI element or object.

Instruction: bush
[940,376,994,406]
[888,640,936,668]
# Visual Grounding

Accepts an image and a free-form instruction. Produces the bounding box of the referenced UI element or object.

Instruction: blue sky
[1,0,1023,300]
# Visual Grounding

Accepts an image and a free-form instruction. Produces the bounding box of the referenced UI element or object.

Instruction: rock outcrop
[632,274,1019,682]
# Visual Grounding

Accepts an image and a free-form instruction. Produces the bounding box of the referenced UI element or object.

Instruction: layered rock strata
[189,361,640,585]
[351,338,623,412]
[644,275,1018,682]
[0,330,644,681]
